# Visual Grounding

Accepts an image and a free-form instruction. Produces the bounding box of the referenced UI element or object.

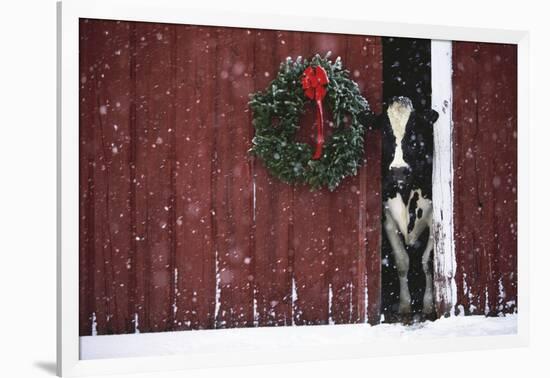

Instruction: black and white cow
[378,96,439,319]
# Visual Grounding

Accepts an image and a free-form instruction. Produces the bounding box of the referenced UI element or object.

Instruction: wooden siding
[452,42,518,316]
[79,19,383,335]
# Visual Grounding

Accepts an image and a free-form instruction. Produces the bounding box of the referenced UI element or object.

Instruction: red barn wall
[452,42,518,316]
[79,19,383,336]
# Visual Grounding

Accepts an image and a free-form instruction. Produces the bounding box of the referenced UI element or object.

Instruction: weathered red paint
[452,42,517,316]
[361,37,383,325]
[172,26,218,330]
[79,19,384,335]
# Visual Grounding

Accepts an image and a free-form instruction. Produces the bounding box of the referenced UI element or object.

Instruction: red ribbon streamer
[301,65,329,160]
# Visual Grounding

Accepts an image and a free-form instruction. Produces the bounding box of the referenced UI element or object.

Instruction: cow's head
[379,97,439,186]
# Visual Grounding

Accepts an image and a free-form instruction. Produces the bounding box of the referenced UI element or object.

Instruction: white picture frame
[57,0,529,376]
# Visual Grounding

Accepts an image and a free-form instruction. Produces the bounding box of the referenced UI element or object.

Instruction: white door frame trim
[431,40,458,317]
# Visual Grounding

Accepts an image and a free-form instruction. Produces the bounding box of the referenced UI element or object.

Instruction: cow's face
[380,97,439,186]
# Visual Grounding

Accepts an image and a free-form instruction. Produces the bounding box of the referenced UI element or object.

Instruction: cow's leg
[421,226,435,315]
[384,208,411,314]
[407,190,432,247]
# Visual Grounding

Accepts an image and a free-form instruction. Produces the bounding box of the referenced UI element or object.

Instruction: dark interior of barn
[381,37,434,322]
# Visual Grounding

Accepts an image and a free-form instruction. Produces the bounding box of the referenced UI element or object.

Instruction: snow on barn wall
[452,42,518,316]
[79,19,384,336]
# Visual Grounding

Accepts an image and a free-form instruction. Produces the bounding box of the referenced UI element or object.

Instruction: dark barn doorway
[381,37,433,321]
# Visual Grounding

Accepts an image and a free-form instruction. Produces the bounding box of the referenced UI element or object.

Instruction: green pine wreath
[249,54,370,191]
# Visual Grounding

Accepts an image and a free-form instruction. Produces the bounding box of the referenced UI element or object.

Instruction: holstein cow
[379,96,439,321]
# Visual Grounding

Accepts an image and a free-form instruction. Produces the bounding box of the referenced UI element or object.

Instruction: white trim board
[431,40,458,317]
[68,0,526,44]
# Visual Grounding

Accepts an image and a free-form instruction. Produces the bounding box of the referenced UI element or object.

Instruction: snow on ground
[80,314,517,360]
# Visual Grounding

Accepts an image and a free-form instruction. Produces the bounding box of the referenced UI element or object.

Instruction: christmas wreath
[249,54,370,191]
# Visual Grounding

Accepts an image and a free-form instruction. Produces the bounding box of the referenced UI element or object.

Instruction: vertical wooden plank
[214,28,255,328]
[431,40,457,317]
[134,22,176,332]
[86,20,109,335]
[479,43,518,314]
[477,43,499,315]
[98,20,134,334]
[127,21,138,334]
[343,35,368,324]
[289,33,331,326]
[339,34,384,324]
[79,19,93,336]
[492,44,518,314]
[363,36,383,325]
[132,22,148,332]
[252,28,279,327]
[323,34,363,325]
[453,42,483,315]
[252,29,301,327]
[172,25,217,330]
[85,19,110,335]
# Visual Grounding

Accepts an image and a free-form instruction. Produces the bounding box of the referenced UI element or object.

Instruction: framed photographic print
[57,0,529,376]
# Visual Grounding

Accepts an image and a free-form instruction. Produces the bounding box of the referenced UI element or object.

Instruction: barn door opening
[381,37,433,321]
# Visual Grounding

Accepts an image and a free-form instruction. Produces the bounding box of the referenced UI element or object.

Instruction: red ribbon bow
[301,65,329,160]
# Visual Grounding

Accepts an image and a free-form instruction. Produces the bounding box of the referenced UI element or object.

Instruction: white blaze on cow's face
[387,98,413,171]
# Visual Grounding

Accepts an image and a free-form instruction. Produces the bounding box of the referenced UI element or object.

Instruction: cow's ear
[421,109,439,125]
[359,110,382,130]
